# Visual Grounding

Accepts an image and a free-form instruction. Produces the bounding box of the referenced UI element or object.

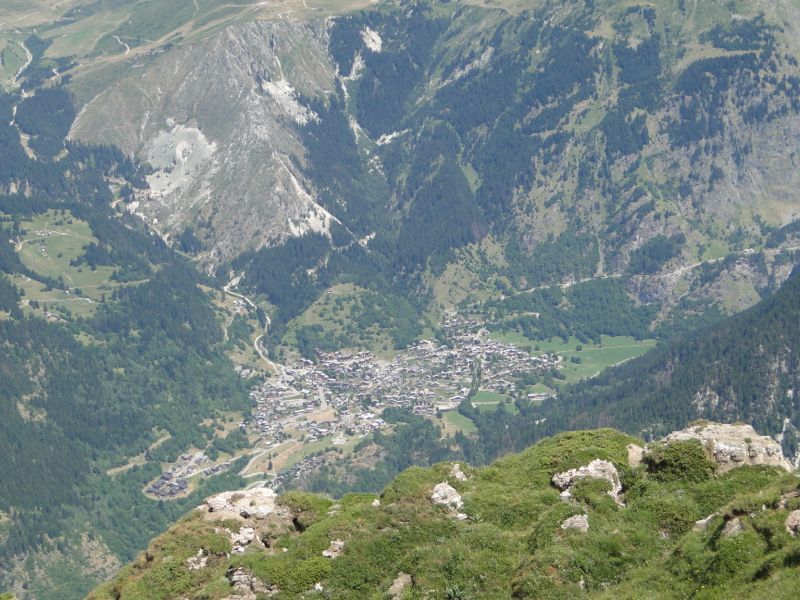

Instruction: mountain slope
[435,266,800,473]
[89,428,800,599]
[67,0,800,351]
[546,265,800,461]
[0,85,253,598]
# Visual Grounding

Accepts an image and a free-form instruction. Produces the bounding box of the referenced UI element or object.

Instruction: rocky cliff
[70,20,340,265]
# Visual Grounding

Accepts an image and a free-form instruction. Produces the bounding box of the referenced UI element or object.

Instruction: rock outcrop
[431,481,468,520]
[722,517,744,537]
[561,514,590,533]
[449,463,468,482]
[200,488,278,521]
[227,567,274,600]
[693,513,719,532]
[231,527,256,548]
[388,572,412,599]
[431,482,463,511]
[186,549,208,571]
[322,539,345,559]
[552,459,623,504]
[663,423,792,473]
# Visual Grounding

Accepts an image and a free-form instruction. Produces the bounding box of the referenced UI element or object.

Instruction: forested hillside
[545,265,800,457]
[0,85,251,598]
[447,266,800,471]
[61,0,800,363]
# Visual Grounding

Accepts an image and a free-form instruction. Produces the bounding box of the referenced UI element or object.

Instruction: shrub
[644,441,717,483]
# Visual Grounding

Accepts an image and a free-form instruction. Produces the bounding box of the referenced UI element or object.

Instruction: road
[224,275,282,374]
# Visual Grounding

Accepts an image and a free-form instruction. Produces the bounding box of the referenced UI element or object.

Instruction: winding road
[224,275,282,374]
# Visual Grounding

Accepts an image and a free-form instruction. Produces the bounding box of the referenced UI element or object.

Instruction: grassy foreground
[88,429,800,599]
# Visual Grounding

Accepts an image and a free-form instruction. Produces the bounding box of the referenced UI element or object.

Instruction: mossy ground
[90,429,800,599]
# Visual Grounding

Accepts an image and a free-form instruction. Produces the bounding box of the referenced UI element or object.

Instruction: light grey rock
[200,488,277,521]
[186,549,208,570]
[450,463,468,482]
[663,423,792,473]
[552,459,623,504]
[227,567,274,599]
[322,539,345,559]
[722,517,743,537]
[693,513,719,532]
[561,514,590,533]
[388,572,412,599]
[231,526,255,547]
[431,481,464,511]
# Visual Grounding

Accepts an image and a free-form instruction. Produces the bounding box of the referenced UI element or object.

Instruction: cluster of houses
[146,451,223,499]
[146,316,561,498]
[241,316,559,448]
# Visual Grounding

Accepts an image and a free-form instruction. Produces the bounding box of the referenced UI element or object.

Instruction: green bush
[644,441,717,483]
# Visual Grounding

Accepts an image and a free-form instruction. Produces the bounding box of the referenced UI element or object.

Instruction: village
[146,316,560,498]
[145,451,236,498]
[239,316,560,483]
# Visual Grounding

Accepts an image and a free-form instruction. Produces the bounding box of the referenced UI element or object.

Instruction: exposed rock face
[786,510,800,536]
[70,20,339,266]
[227,567,274,599]
[722,517,744,537]
[322,539,345,559]
[201,488,277,521]
[431,482,463,511]
[552,460,623,504]
[663,423,792,473]
[693,513,719,532]
[186,549,208,571]
[231,527,255,548]
[561,514,589,533]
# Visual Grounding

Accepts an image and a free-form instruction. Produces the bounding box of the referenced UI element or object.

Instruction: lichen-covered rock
[231,526,255,547]
[552,459,622,504]
[786,510,800,536]
[561,514,589,533]
[663,423,791,473]
[431,482,464,511]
